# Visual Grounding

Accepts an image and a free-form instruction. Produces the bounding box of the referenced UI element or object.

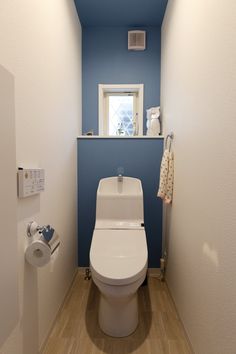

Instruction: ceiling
[74,0,168,27]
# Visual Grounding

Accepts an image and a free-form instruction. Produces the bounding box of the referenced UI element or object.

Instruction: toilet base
[99,292,138,337]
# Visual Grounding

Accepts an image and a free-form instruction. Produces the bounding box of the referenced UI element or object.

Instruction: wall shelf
[77,135,164,139]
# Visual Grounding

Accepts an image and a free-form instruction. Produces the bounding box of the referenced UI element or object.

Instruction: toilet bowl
[89,176,148,337]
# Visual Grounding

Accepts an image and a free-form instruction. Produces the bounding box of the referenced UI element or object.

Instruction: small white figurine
[146,106,161,136]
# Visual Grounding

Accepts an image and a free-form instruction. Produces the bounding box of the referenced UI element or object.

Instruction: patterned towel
[157,149,174,204]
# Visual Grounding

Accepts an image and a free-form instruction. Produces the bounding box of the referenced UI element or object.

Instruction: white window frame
[98,84,144,136]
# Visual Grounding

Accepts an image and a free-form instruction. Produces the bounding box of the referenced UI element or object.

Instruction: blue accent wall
[77,137,163,268]
[82,26,161,134]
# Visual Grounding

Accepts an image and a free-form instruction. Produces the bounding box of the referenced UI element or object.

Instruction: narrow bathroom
[0,1,236,354]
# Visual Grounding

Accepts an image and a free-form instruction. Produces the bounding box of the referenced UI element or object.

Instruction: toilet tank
[95,177,144,227]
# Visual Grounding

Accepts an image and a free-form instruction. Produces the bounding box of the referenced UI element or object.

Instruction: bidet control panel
[17,168,45,198]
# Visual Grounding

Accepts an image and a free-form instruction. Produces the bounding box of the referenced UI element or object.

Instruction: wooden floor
[43,273,193,354]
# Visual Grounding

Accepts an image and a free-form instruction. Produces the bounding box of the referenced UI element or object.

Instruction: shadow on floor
[85,280,152,353]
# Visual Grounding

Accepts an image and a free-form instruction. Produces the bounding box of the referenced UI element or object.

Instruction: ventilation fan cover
[128,30,146,51]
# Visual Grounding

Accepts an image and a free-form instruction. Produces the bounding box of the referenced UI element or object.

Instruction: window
[98,84,143,136]
[107,93,136,136]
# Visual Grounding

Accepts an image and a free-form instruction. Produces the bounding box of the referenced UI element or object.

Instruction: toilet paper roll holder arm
[27,221,50,238]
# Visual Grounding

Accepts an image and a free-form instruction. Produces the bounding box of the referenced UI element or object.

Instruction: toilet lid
[90,229,148,285]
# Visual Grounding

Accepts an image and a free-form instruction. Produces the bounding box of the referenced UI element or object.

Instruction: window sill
[77,135,164,139]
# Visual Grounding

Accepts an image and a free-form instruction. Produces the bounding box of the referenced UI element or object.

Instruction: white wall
[161,1,236,353]
[0,1,82,353]
[0,66,18,349]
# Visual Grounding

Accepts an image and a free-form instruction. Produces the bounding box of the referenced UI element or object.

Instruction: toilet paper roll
[25,239,51,267]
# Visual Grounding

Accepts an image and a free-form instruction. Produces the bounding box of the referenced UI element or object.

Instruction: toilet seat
[90,229,147,286]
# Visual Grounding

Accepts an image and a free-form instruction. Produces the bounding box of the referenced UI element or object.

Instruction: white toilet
[90,176,148,337]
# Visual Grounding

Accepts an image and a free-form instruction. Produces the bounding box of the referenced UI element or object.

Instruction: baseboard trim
[147,267,161,277]
[78,266,161,277]
[78,266,89,275]
[165,278,195,353]
[39,268,78,354]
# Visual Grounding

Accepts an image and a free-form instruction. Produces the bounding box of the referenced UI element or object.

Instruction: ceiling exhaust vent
[128,30,146,51]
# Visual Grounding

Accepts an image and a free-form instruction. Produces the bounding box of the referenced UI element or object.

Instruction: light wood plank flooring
[43,273,193,354]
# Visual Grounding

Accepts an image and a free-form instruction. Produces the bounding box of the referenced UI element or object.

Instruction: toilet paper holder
[25,221,60,267]
[27,221,50,238]
[27,221,60,251]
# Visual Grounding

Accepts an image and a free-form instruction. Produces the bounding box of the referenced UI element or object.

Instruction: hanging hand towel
[157,149,169,200]
[164,151,174,203]
[157,149,174,203]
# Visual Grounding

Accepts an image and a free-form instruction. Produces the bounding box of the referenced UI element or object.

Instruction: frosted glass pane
[108,96,133,136]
